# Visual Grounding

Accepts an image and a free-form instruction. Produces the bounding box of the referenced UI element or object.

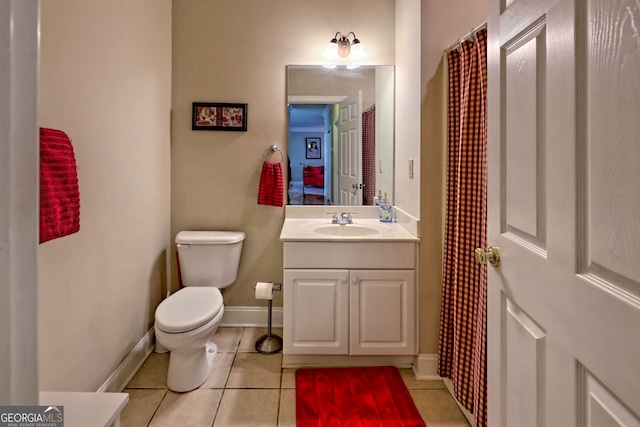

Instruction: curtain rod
[445,21,487,53]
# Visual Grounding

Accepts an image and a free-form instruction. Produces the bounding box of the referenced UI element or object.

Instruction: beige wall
[38,1,172,391]
[395,0,422,218]
[171,0,396,308]
[419,1,488,354]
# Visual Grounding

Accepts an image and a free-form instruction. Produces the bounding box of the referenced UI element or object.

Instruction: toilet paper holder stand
[255,282,283,354]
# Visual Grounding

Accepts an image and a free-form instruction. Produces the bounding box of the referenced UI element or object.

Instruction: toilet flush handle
[177,243,190,249]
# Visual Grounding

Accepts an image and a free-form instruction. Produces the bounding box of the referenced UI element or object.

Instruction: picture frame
[192,102,248,131]
[305,137,321,159]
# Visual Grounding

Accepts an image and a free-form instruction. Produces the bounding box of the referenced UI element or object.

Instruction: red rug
[295,366,426,427]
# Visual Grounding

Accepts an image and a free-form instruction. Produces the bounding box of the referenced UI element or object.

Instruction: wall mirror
[286,65,394,206]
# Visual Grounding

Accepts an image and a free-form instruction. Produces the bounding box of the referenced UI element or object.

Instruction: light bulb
[323,41,340,60]
[349,41,366,61]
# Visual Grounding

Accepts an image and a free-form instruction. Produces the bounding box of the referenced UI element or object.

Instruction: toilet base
[167,341,217,392]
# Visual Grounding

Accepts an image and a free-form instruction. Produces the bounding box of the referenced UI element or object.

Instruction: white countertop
[280,217,419,242]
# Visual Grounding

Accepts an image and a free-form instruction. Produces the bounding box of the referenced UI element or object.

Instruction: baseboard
[97,327,155,393]
[412,354,474,424]
[283,354,414,369]
[221,306,283,328]
[412,353,440,380]
[443,378,475,425]
[98,307,283,387]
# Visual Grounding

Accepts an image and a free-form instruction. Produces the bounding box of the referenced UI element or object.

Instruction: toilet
[154,230,245,392]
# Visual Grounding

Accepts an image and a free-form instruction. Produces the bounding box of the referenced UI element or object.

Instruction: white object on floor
[39,391,128,427]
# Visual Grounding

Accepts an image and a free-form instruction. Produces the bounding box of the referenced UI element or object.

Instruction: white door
[488,0,640,426]
[0,0,40,404]
[283,269,349,355]
[349,270,416,356]
[337,91,362,205]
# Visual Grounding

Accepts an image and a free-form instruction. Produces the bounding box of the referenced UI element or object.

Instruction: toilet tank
[176,231,246,288]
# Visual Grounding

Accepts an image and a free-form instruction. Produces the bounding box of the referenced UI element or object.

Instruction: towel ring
[262,144,284,163]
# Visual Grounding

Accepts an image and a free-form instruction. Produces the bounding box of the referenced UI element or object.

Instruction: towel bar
[262,144,284,164]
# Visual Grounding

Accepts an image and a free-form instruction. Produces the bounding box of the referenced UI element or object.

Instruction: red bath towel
[258,161,284,207]
[40,128,80,243]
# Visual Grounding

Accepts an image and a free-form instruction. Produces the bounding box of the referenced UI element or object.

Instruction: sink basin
[312,224,381,237]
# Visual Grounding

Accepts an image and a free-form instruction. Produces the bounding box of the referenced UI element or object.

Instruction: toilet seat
[155,287,223,333]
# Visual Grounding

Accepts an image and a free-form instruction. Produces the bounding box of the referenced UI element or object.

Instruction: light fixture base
[337,38,351,58]
[323,31,366,61]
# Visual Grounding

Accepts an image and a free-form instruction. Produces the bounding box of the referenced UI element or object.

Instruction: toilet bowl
[154,230,245,392]
[155,287,224,392]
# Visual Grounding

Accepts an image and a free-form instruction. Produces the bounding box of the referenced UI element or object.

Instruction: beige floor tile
[202,351,235,389]
[409,389,471,427]
[227,353,282,389]
[213,389,279,427]
[238,327,283,353]
[398,368,447,390]
[122,332,475,427]
[120,389,166,427]
[149,389,223,427]
[280,368,296,389]
[213,327,244,352]
[127,353,169,389]
[277,389,296,427]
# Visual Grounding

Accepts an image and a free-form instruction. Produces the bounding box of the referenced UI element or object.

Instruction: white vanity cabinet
[283,241,418,357]
[283,269,350,355]
[349,269,416,355]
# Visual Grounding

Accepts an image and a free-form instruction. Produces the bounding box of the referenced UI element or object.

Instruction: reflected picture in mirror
[305,137,321,159]
[287,65,394,206]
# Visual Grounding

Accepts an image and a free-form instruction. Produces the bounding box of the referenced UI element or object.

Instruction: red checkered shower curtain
[437,27,488,427]
[362,105,376,205]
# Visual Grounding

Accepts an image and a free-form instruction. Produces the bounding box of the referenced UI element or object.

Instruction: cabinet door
[283,269,349,355]
[349,270,417,355]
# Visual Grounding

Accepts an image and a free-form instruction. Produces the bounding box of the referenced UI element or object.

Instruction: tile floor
[121,327,471,427]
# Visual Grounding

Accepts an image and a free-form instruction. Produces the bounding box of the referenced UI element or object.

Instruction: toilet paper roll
[255,282,274,300]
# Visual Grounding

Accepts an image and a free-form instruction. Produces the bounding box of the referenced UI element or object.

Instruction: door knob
[474,246,500,267]
[351,183,365,189]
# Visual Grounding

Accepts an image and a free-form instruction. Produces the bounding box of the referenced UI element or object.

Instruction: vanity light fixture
[323,32,367,61]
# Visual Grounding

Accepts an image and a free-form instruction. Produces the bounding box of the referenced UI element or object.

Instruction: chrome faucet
[328,211,354,224]
[340,212,353,225]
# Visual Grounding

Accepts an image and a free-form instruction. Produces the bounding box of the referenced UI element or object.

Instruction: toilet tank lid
[176,231,246,244]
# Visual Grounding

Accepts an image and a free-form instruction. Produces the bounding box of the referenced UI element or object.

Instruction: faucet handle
[346,211,355,224]
[327,212,339,224]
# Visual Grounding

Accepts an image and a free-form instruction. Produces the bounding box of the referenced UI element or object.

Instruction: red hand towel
[257,161,283,207]
[40,128,80,243]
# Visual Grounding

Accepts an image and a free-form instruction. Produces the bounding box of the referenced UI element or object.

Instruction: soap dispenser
[374,190,383,206]
[379,192,393,222]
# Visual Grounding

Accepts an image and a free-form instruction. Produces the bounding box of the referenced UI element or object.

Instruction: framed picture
[305,137,321,159]
[192,102,247,131]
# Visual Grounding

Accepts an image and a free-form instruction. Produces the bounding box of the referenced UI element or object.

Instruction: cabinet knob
[351,276,359,284]
[340,276,348,284]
